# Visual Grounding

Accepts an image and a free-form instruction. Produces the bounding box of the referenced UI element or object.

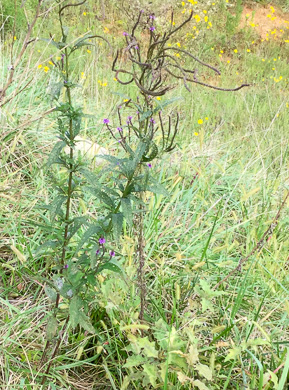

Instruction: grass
[1,0,289,388]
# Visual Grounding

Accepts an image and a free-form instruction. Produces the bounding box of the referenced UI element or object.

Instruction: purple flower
[109,251,115,257]
[99,237,106,244]
[123,32,128,36]
[135,45,139,50]
[150,118,155,124]
[147,163,152,168]
[149,15,156,20]
[149,26,155,31]
[103,118,110,124]
[117,127,123,132]
[64,264,68,269]
[96,249,100,255]
[128,116,133,121]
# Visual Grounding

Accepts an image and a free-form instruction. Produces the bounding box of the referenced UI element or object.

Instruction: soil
[239,4,289,39]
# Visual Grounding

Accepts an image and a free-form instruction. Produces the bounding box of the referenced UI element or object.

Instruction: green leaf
[47,82,63,101]
[49,195,66,221]
[153,96,183,114]
[224,347,241,362]
[195,364,213,381]
[141,140,158,162]
[97,260,122,274]
[143,363,158,388]
[138,337,158,358]
[69,296,95,334]
[121,198,133,225]
[78,311,95,334]
[68,216,88,239]
[186,344,199,366]
[46,141,66,168]
[75,224,101,253]
[36,240,60,254]
[86,187,115,209]
[139,110,153,122]
[193,379,210,390]
[46,316,58,341]
[44,286,57,303]
[39,38,66,49]
[111,213,123,240]
[123,355,146,368]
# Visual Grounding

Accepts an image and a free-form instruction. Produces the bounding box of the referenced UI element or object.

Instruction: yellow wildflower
[44,66,49,73]
[198,119,203,125]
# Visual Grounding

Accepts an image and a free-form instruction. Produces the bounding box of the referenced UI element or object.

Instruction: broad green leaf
[195,364,213,381]
[49,195,66,221]
[224,347,241,362]
[111,213,123,240]
[153,96,183,113]
[47,82,63,101]
[193,379,210,390]
[97,260,122,274]
[46,316,58,341]
[123,355,146,368]
[138,337,158,358]
[44,286,57,303]
[186,344,199,366]
[121,197,133,225]
[78,311,95,334]
[75,224,101,253]
[46,141,66,168]
[69,296,95,333]
[39,38,66,49]
[68,216,88,239]
[143,363,158,388]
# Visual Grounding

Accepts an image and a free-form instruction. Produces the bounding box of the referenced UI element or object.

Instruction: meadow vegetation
[1,0,289,389]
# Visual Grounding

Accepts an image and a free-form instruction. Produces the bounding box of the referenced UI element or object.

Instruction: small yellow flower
[194,132,199,136]
[38,64,42,69]
[262,59,265,62]
[87,49,91,54]
[272,67,275,70]
[81,72,86,79]
[205,117,208,120]
[203,10,207,14]
[83,12,87,16]
[44,66,49,73]
[49,61,54,66]
[156,97,161,100]
[113,77,117,81]
[13,36,16,40]
[227,60,230,64]
[273,58,277,61]
[182,1,185,6]
[123,99,129,102]
[177,42,181,47]
[102,82,107,87]
[204,16,208,22]
[247,49,251,52]
[234,49,238,53]
[220,50,224,54]
[198,119,203,125]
